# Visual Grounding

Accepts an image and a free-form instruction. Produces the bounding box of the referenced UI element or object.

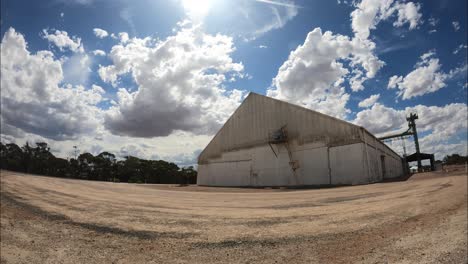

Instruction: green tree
[180,166,197,184]
[1,140,197,185]
[78,152,96,180]
[0,143,24,171]
[94,152,116,181]
[443,154,467,165]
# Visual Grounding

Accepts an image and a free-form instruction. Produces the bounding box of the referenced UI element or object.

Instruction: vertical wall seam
[362,129,371,182]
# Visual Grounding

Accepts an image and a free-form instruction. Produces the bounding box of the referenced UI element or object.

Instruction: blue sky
[1,0,466,164]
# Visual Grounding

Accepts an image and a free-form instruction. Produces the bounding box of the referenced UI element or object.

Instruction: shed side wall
[199,93,362,164]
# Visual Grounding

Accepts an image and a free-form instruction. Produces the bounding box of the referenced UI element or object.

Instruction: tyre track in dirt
[1,169,466,263]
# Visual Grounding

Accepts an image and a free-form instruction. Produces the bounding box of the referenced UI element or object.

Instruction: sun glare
[182,0,214,20]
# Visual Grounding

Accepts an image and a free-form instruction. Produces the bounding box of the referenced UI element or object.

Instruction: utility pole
[73,146,79,160]
[406,113,422,172]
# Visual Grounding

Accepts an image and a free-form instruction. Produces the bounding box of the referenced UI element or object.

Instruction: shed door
[214,160,251,186]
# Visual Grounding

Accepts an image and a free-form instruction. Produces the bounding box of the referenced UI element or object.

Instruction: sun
[182,0,214,20]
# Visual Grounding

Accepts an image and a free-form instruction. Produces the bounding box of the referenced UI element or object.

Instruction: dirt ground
[1,167,467,264]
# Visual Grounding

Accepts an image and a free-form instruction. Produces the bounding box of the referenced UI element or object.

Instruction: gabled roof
[198,92,400,163]
[247,92,361,129]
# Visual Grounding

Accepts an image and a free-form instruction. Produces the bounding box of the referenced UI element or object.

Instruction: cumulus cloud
[452,21,460,31]
[93,28,109,38]
[388,51,466,99]
[354,103,403,135]
[354,103,467,159]
[93,49,106,56]
[278,0,425,106]
[62,53,92,85]
[410,104,467,140]
[392,1,422,29]
[358,94,380,108]
[267,27,383,119]
[1,28,103,140]
[117,144,144,158]
[351,0,393,40]
[41,29,84,53]
[3,126,212,167]
[419,139,467,160]
[159,148,202,167]
[355,103,468,138]
[118,32,129,43]
[387,75,403,89]
[351,0,422,40]
[99,25,247,137]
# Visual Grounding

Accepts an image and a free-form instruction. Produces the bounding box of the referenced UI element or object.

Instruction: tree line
[0,142,197,184]
[442,154,468,165]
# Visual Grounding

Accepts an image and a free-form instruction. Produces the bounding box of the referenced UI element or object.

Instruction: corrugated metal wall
[361,129,404,180]
[197,93,405,186]
[199,93,362,164]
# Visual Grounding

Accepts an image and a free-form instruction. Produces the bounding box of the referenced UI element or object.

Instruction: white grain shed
[197,93,406,187]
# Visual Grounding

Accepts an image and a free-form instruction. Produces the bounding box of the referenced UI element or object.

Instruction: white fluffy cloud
[99,25,246,137]
[92,49,106,56]
[118,32,129,43]
[418,139,467,160]
[93,28,108,38]
[351,0,393,40]
[1,28,102,140]
[392,1,422,29]
[387,51,446,99]
[351,0,422,40]
[41,29,84,53]
[2,128,211,167]
[267,27,383,119]
[388,51,466,99]
[354,103,467,159]
[265,0,422,119]
[355,103,468,138]
[358,93,380,108]
[410,104,467,140]
[62,53,92,85]
[354,103,403,135]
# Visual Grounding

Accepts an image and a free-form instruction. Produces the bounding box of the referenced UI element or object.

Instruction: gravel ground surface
[1,167,467,264]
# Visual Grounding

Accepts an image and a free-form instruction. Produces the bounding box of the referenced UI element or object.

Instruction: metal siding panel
[197,93,402,186]
[297,147,329,185]
[330,143,367,185]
